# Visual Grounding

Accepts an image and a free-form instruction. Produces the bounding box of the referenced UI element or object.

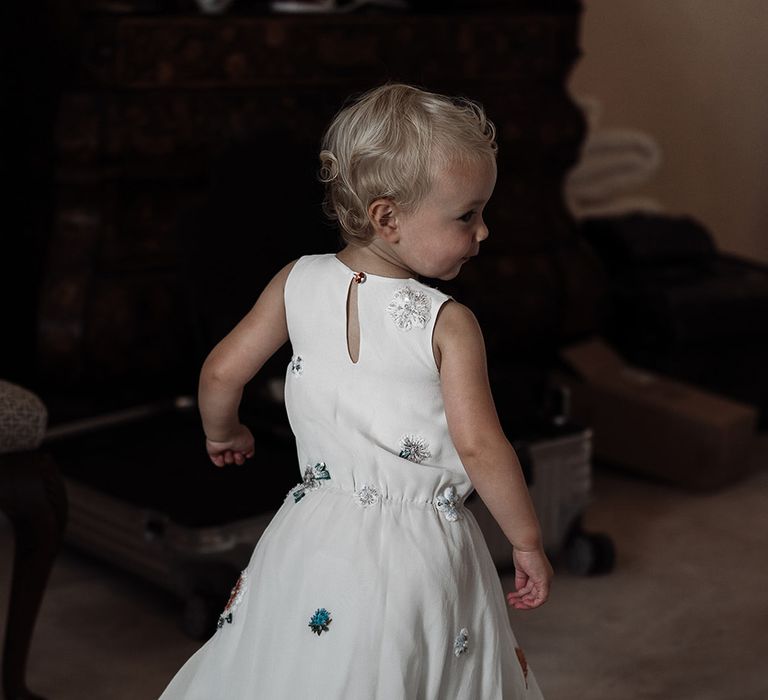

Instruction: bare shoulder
[433,300,502,454]
[203,258,300,381]
[256,258,300,303]
[272,258,301,287]
[435,300,481,336]
[433,300,485,371]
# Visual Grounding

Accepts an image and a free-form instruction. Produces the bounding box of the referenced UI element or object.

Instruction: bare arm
[199,259,297,465]
[435,301,552,608]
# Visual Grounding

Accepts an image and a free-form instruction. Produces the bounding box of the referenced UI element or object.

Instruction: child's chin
[435,269,462,281]
[435,261,469,281]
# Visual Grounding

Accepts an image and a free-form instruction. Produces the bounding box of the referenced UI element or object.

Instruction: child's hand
[205,424,255,467]
[506,547,553,610]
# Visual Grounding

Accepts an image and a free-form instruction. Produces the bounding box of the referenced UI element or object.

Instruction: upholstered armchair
[0,380,67,700]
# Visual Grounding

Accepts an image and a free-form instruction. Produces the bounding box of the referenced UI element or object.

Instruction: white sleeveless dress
[158,253,543,699]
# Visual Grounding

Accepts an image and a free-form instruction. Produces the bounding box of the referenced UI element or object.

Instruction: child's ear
[368,198,400,243]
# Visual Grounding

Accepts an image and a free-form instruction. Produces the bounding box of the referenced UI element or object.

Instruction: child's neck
[336,243,416,280]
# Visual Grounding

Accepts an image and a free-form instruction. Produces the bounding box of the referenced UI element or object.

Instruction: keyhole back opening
[345,273,365,364]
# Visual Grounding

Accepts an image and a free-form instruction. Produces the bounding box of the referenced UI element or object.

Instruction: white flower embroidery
[399,435,432,464]
[435,486,462,522]
[355,484,380,507]
[290,355,303,375]
[454,627,469,657]
[386,286,431,331]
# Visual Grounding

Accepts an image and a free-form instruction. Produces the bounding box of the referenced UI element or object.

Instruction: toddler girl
[159,83,552,699]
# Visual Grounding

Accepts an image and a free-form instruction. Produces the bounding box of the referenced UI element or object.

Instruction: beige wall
[569,0,768,264]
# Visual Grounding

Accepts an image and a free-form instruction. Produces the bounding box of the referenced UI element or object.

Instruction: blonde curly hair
[319,83,497,246]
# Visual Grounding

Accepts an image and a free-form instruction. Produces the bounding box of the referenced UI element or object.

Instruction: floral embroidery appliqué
[217,569,248,629]
[290,355,303,375]
[309,608,332,635]
[435,486,462,522]
[454,628,469,657]
[355,484,380,507]
[292,462,331,503]
[515,647,529,688]
[399,435,432,464]
[386,286,431,331]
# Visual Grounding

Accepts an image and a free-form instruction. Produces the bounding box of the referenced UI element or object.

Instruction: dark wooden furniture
[581,213,768,427]
[44,4,602,429]
[1,455,67,700]
[0,383,67,700]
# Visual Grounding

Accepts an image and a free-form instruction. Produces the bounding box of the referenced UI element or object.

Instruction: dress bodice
[283,254,473,506]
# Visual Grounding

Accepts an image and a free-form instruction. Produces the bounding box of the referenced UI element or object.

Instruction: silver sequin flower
[290,355,303,375]
[355,484,380,507]
[386,286,431,331]
[454,627,469,657]
[435,486,462,522]
[292,462,331,503]
[399,434,431,464]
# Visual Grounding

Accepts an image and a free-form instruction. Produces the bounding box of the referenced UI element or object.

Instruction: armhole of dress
[283,255,311,338]
[283,255,307,300]
[429,294,454,375]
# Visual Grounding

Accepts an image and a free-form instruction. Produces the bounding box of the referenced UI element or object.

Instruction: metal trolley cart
[467,418,615,576]
[45,397,298,639]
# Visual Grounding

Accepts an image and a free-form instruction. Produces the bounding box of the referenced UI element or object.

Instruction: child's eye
[458,210,475,223]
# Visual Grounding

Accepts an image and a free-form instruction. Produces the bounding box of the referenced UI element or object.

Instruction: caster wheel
[181,593,221,640]
[565,532,615,576]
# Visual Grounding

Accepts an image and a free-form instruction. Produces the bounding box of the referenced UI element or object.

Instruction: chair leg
[0,452,67,700]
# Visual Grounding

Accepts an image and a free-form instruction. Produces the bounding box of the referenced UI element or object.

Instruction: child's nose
[475,220,489,242]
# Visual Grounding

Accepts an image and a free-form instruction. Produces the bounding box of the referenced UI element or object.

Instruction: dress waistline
[285,465,469,523]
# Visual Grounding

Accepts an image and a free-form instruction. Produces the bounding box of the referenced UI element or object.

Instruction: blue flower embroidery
[309,608,332,635]
[290,355,303,375]
[292,462,331,503]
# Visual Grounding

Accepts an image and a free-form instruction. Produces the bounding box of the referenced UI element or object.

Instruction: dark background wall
[4,1,602,434]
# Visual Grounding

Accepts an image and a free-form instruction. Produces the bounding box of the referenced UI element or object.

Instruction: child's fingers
[509,579,534,599]
[208,445,255,468]
[508,594,541,610]
[209,450,253,467]
[507,591,535,609]
[521,579,547,598]
[507,594,535,609]
[507,580,549,609]
[524,584,549,608]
